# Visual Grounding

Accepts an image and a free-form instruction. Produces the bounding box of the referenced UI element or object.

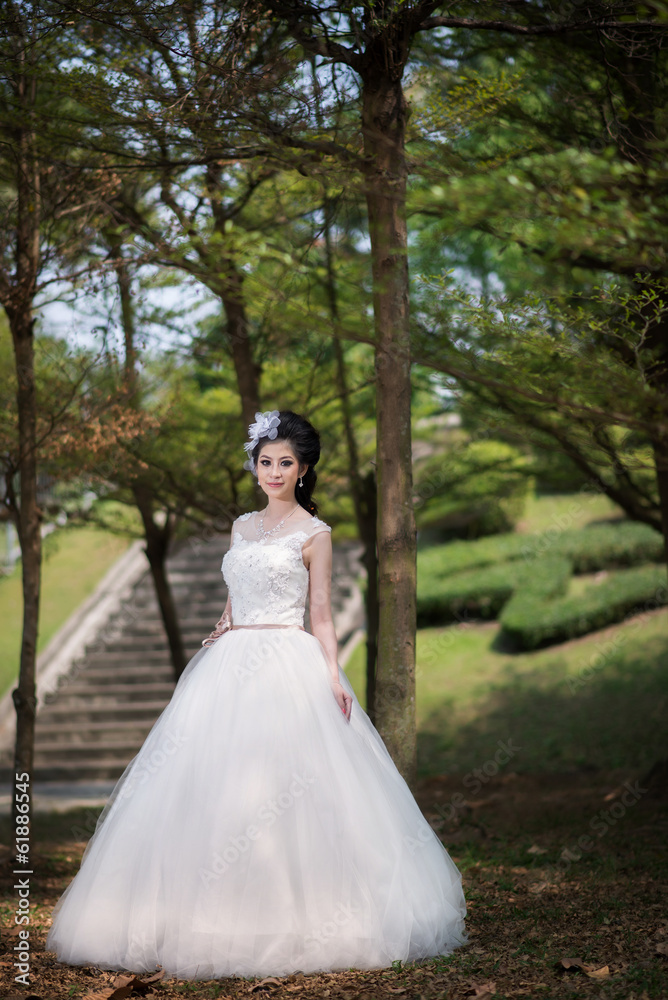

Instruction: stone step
[34,741,144,762]
[82,650,174,667]
[89,631,215,650]
[35,719,158,743]
[105,610,223,626]
[38,700,172,722]
[0,760,130,783]
[50,682,175,705]
[60,666,175,685]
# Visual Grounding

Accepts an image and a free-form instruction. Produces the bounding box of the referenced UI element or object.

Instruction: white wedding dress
[46,511,467,980]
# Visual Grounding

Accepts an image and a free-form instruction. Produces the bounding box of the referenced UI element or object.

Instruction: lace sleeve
[309,516,332,539]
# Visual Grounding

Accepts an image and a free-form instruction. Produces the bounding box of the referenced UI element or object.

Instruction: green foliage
[417,520,663,577]
[501,563,668,650]
[416,519,665,647]
[413,437,532,539]
[417,559,527,626]
[542,521,664,572]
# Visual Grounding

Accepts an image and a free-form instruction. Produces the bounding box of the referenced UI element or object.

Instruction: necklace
[256,504,300,539]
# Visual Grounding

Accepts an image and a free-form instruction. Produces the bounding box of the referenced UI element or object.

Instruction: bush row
[417,520,663,579]
[417,561,527,626]
[416,557,573,629]
[499,564,668,650]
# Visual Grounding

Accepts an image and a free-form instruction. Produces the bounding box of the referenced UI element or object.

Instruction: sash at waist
[230,624,306,631]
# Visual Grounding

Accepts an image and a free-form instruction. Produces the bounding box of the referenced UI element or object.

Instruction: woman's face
[256,439,307,503]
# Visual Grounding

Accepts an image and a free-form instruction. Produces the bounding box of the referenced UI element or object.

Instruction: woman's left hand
[331,680,352,721]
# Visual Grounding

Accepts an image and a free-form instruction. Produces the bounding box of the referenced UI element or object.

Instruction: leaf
[656,941,668,956]
[464,982,496,999]
[558,957,610,977]
[251,977,283,992]
[83,971,165,1000]
[587,965,610,979]
[526,844,547,855]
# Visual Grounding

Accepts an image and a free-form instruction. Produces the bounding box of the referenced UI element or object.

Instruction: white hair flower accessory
[243,410,281,476]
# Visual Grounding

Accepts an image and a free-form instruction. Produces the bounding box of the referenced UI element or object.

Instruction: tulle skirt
[45,626,467,980]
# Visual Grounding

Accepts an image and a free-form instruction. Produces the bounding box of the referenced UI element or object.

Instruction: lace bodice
[222,510,332,627]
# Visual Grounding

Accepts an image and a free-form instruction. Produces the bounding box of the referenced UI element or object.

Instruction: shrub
[417,532,526,578]
[413,439,531,539]
[417,561,528,626]
[500,563,668,650]
[417,520,663,579]
[522,521,664,572]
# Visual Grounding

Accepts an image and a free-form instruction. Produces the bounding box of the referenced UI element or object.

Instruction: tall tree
[0,1,111,826]
[407,6,668,563]
[253,0,664,784]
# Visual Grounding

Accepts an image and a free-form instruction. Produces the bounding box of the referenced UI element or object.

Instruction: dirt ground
[1,766,666,1000]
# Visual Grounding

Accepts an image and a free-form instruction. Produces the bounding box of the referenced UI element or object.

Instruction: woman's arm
[306,531,352,720]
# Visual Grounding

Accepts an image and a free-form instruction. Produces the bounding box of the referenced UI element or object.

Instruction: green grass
[343,609,668,778]
[0,526,131,699]
[517,490,622,533]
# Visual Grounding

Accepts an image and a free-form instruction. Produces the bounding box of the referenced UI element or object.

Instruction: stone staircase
[0,532,364,786]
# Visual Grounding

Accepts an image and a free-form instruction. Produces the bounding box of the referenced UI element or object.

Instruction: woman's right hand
[202,613,232,647]
[331,680,352,721]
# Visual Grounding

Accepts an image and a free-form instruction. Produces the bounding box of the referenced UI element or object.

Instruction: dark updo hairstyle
[251,410,321,516]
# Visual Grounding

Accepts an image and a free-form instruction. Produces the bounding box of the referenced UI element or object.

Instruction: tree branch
[416,15,668,36]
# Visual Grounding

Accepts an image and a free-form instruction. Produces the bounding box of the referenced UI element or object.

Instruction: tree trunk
[219,259,261,430]
[9,310,40,831]
[4,18,42,832]
[105,233,188,680]
[322,195,380,720]
[106,227,137,393]
[361,66,417,787]
[133,485,187,681]
[644,309,668,584]
[360,471,379,721]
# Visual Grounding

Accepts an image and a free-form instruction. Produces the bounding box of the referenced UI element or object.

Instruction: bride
[46,409,467,981]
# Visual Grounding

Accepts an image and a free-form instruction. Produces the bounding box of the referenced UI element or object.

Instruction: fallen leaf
[657,942,668,956]
[527,844,547,855]
[587,965,610,979]
[558,957,610,978]
[109,971,164,997]
[464,981,496,999]
[251,977,283,992]
[82,989,135,1000]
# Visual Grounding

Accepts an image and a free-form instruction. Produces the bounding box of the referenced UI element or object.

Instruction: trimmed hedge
[416,518,666,648]
[417,561,528,626]
[500,564,668,650]
[417,532,528,578]
[417,520,663,579]
[526,521,664,573]
[417,557,573,629]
